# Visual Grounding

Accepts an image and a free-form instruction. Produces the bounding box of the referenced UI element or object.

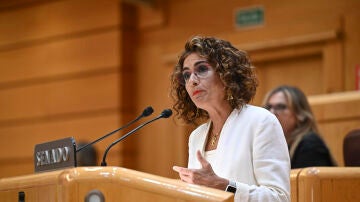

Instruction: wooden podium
[0,167,234,202]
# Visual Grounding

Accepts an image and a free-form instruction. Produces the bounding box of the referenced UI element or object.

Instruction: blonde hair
[262,85,319,158]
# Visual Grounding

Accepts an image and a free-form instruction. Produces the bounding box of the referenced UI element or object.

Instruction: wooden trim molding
[163,30,341,64]
[238,30,340,52]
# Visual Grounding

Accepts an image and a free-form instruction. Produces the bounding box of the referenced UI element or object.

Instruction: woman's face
[266,91,297,141]
[182,53,226,111]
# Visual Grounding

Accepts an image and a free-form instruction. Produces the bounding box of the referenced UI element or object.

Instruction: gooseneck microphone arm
[101,109,172,166]
[76,106,154,153]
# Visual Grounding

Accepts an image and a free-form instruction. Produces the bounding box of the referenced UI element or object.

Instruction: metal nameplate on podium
[34,137,77,173]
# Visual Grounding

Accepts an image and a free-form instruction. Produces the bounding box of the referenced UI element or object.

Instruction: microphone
[76,106,154,153]
[100,109,172,166]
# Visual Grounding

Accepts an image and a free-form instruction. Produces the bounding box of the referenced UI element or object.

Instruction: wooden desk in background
[291,167,360,202]
[309,91,360,166]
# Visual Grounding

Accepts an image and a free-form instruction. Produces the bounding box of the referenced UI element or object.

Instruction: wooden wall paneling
[0,113,120,159]
[0,0,124,178]
[0,0,120,48]
[118,2,139,170]
[322,40,344,93]
[146,0,343,46]
[0,31,120,84]
[239,31,339,53]
[344,13,360,90]
[243,33,335,104]
[257,4,342,43]
[151,0,343,48]
[0,160,34,179]
[153,0,237,40]
[240,30,341,104]
[131,42,154,165]
[133,56,174,176]
[249,43,324,64]
[0,73,123,176]
[0,0,49,10]
[0,73,120,121]
[0,109,125,177]
[136,117,192,178]
[253,54,323,105]
[137,0,166,30]
[134,40,190,177]
[119,3,137,111]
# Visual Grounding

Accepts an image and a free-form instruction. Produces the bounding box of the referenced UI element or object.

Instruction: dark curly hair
[170,36,258,124]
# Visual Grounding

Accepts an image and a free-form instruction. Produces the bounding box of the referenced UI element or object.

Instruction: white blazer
[188,105,290,202]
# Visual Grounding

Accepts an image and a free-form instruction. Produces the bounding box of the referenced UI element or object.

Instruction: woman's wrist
[214,178,229,190]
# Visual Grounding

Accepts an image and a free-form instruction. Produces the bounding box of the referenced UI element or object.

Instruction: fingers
[196,150,210,168]
[173,166,190,176]
[173,151,213,185]
[172,166,183,173]
[173,166,193,176]
[173,166,193,183]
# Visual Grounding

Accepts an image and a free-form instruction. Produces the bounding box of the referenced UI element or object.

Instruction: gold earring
[227,90,234,101]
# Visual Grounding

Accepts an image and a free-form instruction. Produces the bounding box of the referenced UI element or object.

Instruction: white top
[204,150,217,166]
[187,105,290,202]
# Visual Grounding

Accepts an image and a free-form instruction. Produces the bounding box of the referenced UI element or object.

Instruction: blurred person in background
[263,85,336,169]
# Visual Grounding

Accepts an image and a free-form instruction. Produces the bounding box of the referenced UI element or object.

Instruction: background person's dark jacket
[291,132,335,169]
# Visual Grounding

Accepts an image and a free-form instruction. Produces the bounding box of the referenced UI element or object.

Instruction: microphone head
[142,106,154,117]
[160,109,172,118]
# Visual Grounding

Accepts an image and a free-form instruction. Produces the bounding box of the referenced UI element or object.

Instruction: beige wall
[0,0,359,179]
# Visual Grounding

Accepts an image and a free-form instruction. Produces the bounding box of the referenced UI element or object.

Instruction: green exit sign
[235,6,264,28]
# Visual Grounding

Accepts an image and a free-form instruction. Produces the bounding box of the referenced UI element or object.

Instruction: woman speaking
[170,36,290,202]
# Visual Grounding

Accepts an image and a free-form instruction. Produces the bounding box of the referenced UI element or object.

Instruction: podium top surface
[0,166,234,202]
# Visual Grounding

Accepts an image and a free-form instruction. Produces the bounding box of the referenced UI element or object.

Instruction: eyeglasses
[179,65,212,85]
[263,103,288,111]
